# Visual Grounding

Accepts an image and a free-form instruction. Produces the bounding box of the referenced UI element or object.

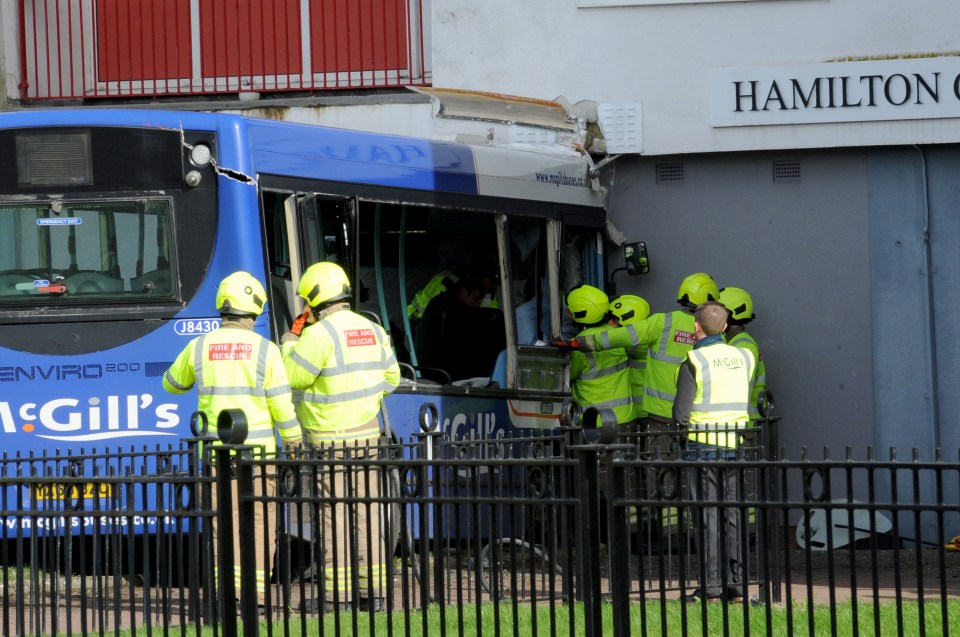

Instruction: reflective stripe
[319,320,346,369]
[688,422,747,433]
[198,385,266,397]
[649,349,685,364]
[274,416,299,431]
[318,359,395,377]
[306,428,379,443]
[289,348,323,377]
[264,383,292,398]
[579,359,629,380]
[324,564,388,588]
[657,312,673,356]
[245,429,277,442]
[588,396,632,410]
[193,334,207,394]
[645,386,676,402]
[302,382,394,404]
[164,370,191,391]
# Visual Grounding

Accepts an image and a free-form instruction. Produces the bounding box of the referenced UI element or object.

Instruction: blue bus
[0,109,609,530]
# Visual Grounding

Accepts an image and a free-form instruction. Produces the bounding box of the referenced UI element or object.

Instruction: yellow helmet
[566,285,610,324]
[215,271,267,316]
[719,286,755,322]
[298,262,352,308]
[609,294,650,325]
[677,272,719,308]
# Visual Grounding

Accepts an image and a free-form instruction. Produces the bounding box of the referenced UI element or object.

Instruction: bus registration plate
[32,483,112,501]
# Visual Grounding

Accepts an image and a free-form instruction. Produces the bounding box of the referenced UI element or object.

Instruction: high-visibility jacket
[407,271,458,320]
[163,325,301,454]
[582,310,695,420]
[570,324,634,424]
[624,342,649,420]
[726,330,766,421]
[284,308,400,444]
[686,343,755,448]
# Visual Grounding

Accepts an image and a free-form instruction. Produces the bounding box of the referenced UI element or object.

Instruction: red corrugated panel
[200,0,302,78]
[95,0,192,82]
[310,0,407,74]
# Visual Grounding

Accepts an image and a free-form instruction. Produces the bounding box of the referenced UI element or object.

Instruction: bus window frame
[258,173,604,397]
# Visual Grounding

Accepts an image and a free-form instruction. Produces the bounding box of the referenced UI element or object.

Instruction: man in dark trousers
[673,301,755,603]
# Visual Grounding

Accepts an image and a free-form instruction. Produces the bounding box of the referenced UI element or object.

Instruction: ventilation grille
[656,163,685,184]
[16,132,93,187]
[773,160,801,182]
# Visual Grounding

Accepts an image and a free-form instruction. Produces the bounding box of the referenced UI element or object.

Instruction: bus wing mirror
[623,241,650,275]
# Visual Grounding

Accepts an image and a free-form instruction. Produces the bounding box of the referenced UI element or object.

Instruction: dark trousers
[687,459,744,597]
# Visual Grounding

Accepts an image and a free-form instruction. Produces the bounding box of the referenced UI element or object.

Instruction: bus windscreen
[0,199,175,301]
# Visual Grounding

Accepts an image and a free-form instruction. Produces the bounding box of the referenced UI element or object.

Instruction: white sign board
[710,56,960,127]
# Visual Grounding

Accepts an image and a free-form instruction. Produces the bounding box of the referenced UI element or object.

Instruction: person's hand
[551,338,580,351]
[290,309,311,336]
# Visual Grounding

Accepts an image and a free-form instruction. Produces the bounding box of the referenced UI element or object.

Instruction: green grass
[42,599,960,636]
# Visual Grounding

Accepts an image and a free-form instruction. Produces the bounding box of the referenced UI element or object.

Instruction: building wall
[604,149,874,454]
[431,0,960,155]
[870,146,960,459]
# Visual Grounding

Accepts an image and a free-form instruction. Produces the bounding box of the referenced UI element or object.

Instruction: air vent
[656,163,685,184]
[773,160,801,182]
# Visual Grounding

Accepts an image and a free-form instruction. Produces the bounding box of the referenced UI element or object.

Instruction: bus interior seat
[65,272,124,294]
[131,269,171,294]
[0,273,39,296]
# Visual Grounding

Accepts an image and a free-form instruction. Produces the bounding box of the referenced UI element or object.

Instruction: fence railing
[0,418,958,636]
[17,0,429,101]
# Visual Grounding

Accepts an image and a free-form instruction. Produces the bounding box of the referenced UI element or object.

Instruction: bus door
[261,190,355,340]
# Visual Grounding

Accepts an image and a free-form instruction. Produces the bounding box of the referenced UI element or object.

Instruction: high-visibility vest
[726,330,766,421]
[686,343,755,448]
[284,308,401,444]
[583,311,696,420]
[407,271,458,320]
[163,326,301,454]
[570,324,634,424]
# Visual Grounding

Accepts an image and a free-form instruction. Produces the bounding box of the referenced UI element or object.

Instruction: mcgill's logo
[0,394,180,442]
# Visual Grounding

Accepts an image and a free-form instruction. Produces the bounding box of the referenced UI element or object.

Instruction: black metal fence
[0,416,958,636]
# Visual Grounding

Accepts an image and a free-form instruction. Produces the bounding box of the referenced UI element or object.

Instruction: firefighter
[162,271,302,609]
[407,270,460,322]
[718,286,767,422]
[557,273,719,434]
[566,285,634,426]
[608,294,651,422]
[567,285,633,522]
[281,261,400,613]
[672,301,755,603]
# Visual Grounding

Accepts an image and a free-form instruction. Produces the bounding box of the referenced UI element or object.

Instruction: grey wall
[869,146,960,543]
[606,146,960,542]
[604,150,875,456]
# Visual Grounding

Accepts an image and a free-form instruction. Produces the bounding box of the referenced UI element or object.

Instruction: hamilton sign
[710,56,960,127]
